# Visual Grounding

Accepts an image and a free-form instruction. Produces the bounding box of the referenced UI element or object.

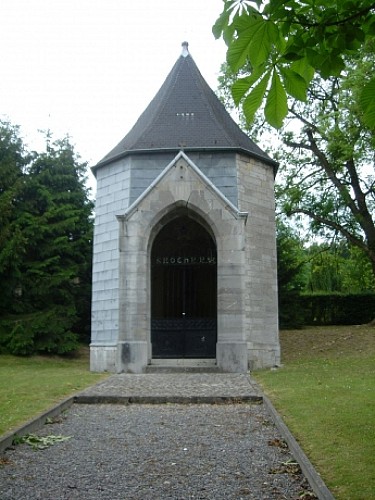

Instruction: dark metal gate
[151,215,217,358]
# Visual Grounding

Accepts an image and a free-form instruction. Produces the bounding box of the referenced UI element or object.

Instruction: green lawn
[254,325,375,500]
[0,349,108,436]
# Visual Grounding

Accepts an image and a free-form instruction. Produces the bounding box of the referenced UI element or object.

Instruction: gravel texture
[76,373,261,400]
[0,402,316,500]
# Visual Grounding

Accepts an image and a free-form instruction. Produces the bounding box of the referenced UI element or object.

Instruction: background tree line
[0,121,93,355]
[277,224,375,327]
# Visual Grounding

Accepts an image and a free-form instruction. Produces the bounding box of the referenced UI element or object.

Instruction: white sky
[0,0,227,190]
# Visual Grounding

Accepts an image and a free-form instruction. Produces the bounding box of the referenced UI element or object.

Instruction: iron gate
[151,215,217,358]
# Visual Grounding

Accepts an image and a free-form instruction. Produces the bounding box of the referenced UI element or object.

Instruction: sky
[0,0,228,190]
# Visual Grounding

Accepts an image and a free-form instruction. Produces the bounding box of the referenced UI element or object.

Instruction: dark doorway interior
[151,215,217,358]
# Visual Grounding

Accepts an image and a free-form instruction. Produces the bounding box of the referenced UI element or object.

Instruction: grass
[0,347,108,436]
[253,325,375,500]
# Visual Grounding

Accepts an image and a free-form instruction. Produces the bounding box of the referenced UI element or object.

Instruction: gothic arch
[150,211,217,359]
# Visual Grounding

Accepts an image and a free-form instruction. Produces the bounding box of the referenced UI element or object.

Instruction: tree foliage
[213,0,375,129]
[276,221,307,327]
[305,243,375,293]
[0,122,93,355]
[278,43,375,276]
[217,34,375,286]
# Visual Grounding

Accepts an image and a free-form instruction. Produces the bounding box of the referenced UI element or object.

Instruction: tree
[217,36,375,284]
[305,243,375,293]
[0,125,94,355]
[213,0,375,129]
[278,43,375,276]
[276,221,307,327]
[0,121,31,315]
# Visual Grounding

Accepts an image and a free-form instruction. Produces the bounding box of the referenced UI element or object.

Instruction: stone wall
[90,158,130,370]
[237,154,280,369]
[90,151,280,372]
[127,152,238,206]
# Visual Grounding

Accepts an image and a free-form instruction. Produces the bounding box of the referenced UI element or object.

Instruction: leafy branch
[13,433,71,450]
[213,0,375,129]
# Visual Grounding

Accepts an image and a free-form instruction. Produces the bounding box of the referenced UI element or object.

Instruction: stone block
[90,344,117,372]
[217,341,248,373]
[247,346,281,370]
[116,341,148,373]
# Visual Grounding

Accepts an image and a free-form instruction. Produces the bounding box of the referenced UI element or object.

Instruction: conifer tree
[0,125,94,355]
[0,121,30,315]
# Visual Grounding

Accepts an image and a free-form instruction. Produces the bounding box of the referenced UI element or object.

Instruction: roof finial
[181,41,189,58]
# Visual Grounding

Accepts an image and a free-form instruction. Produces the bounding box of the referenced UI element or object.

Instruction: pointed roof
[94,42,276,170]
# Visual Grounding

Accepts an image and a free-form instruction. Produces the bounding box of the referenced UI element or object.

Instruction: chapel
[90,42,280,373]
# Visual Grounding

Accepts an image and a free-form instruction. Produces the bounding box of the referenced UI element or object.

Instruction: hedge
[297,293,375,326]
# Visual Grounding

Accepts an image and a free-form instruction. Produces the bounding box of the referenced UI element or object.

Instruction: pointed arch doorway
[151,214,217,359]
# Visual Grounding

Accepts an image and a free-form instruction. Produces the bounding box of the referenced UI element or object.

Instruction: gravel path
[0,402,316,499]
[76,373,261,400]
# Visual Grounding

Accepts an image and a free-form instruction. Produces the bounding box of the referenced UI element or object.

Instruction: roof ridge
[185,56,235,148]
[98,54,188,163]
[142,54,188,146]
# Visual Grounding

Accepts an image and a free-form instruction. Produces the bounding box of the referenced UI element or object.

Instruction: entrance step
[146,359,221,373]
[146,365,222,373]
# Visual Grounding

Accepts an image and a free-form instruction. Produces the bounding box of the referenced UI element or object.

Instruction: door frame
[150,211,217,359]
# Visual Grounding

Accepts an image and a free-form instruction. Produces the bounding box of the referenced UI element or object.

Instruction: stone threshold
[74,395,262,405]
[146,358,220,373]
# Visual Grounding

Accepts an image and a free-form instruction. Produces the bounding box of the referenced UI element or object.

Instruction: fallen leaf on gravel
[268,437,288,449]
[0,457,14,466]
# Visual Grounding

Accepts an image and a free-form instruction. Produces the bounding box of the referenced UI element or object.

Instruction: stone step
[145,365,222,374]
[146,359,221,373]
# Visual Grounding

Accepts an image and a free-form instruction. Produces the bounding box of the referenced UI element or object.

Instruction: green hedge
[279,290,306,329]
[299,293,375,326]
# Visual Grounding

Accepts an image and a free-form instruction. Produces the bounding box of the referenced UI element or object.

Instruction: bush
[279,291,305,329]
[1,320,35,355]
[300,293,375,325]
[0,308,79,356]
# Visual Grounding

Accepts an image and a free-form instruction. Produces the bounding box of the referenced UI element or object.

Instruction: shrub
[0,308,79,356]
[300,293,375,325]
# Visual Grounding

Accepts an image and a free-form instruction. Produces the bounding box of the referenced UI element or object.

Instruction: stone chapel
[90,42,280,373]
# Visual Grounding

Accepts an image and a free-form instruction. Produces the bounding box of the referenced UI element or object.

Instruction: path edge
[260,390,335,500]
[0,396,75,454]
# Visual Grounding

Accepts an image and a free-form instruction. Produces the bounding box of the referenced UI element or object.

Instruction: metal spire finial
[181,41,189,57]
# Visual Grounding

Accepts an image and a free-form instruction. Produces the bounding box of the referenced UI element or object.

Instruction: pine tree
[0,121,30,315]
[0,128,94,355]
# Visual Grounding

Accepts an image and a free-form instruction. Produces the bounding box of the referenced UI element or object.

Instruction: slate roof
[94,43,276,170]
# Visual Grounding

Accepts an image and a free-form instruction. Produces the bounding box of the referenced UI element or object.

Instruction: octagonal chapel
[90,43,280,373]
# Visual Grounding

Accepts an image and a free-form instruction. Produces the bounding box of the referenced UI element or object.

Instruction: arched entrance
[151,215,217,358]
